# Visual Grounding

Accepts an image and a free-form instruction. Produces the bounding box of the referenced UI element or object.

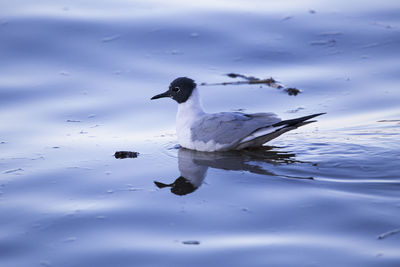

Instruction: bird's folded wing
[191,112,281,145]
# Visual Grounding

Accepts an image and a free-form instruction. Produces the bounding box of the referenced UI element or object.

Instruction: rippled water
[1,1,400,266]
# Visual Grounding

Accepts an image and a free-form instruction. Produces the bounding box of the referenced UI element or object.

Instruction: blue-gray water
[1,1,400,266]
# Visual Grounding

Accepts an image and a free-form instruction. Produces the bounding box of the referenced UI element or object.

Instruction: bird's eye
[172,86,180,92]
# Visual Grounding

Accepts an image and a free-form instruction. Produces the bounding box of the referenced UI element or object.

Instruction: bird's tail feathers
[235,113,325,150]
[272,113,326,127]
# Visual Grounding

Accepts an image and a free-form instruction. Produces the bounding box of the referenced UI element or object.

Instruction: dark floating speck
[114,151,139,159]
[284,88,301,96]
[318,31,342,37]
[282,16,293,21]
[63,237,77,243]
[66,120,81,123]
[182,240,200,245]
[310,39,336,46]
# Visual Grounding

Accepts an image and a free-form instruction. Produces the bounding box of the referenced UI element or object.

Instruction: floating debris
[0,141,6,144]
[66,166,92,171]
[3,168,23,174]
[377,119,400,123]
[318,31,342,37]
[282,16,293,21]
[182,240,200,245]
[309,9,316,14]
[226,73,259,80]
[200,73,301,96]
[310,39,336,46]
[66,119,81,123]
[377,228,400,240]
[114,151,139,159]
[31,156,45,161]
[284,88,301,96]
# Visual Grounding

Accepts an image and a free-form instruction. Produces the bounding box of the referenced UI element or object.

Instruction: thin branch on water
[200,73,302,96]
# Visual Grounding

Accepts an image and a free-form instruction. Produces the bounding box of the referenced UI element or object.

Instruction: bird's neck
[177,88,205,119]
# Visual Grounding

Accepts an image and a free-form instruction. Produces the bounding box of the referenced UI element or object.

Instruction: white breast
[176,89,205,150]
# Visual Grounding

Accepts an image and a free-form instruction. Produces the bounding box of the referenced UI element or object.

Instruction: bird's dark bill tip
[151,91,170,100]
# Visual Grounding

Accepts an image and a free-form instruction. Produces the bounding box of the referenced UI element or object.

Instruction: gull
[151,77,324,152]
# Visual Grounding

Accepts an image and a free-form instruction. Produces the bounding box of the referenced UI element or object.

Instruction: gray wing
[191,112,281,145]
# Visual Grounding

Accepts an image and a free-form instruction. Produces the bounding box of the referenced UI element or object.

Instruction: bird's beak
[151,90,171,100]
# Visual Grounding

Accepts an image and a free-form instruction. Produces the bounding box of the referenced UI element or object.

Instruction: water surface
[1,1,400,266]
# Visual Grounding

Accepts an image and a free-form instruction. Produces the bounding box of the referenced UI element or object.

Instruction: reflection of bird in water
[154,146,310,196]
[154,148,208,196]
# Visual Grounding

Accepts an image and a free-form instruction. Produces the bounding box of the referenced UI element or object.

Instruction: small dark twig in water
[182,240,200,245]
[3,168,23,174]
[377,228,400,240]
[114,151,139,159]
[200,73,301,96]
[377,119,400,123]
